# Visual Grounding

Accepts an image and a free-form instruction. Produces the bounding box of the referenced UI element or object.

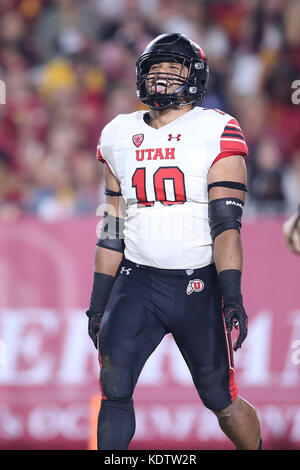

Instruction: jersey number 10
[132,166,186,206]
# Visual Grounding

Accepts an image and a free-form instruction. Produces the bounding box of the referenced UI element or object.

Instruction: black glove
[86,310,104,349]
[86,272,115,349]
[223,298,248,351]
[218,269,248,351]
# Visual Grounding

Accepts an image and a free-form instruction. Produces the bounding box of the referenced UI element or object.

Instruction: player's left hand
[223,300,248,351]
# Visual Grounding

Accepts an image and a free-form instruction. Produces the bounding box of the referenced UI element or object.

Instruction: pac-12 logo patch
[186,279,205,295]
[132,134,144,147]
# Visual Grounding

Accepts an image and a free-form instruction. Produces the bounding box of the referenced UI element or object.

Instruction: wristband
[88,272,115,313]
[218,269,242,304]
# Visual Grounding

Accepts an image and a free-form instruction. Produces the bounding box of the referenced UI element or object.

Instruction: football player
[86,33,262,450]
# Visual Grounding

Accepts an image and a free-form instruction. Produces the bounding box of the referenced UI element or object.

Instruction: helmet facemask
[144,57,192,110]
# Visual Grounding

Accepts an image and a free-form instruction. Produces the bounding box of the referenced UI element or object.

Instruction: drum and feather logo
[186,279,205,295]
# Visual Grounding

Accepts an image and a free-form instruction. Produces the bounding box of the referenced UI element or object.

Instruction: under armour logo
[120,267,132,275]
[168,134,181,141]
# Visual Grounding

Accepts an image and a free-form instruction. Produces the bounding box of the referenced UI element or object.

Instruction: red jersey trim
[227,118,242,129]
[98,345,108,401]
[222,313,239,403]
[96,142,116,177]
[211,150,246,167]
[96,143,105,163]
[212,118,248,166]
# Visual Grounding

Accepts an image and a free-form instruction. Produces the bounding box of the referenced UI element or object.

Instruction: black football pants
[97,258,237,450]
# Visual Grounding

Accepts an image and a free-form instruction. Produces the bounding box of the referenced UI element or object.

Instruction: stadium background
[0,0,299,450]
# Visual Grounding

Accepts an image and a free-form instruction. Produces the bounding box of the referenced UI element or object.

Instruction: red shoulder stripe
[217,118,248,160]
[227,118,242,128]
[220,137,248,154]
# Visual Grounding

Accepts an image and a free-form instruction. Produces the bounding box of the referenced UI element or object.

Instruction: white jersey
[97,107,248,269]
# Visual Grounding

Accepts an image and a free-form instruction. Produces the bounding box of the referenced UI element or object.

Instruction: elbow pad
[208,198,244,241]
[96,212,125,253]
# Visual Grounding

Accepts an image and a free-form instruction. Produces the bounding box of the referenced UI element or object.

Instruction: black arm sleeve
[208,198,244,241]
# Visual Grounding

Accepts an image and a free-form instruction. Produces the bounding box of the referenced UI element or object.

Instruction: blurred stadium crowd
[0,0,299,220]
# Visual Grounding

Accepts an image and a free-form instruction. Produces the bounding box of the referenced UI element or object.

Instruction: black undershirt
[143,112,151,127]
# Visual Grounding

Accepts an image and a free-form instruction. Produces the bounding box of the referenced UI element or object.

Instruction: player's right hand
[86,310,104,349]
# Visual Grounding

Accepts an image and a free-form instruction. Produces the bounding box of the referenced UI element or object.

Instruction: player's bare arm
[87,165,124,348]
[95,165,124,276]
[208,154,248,351]
[208,155,247,272]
